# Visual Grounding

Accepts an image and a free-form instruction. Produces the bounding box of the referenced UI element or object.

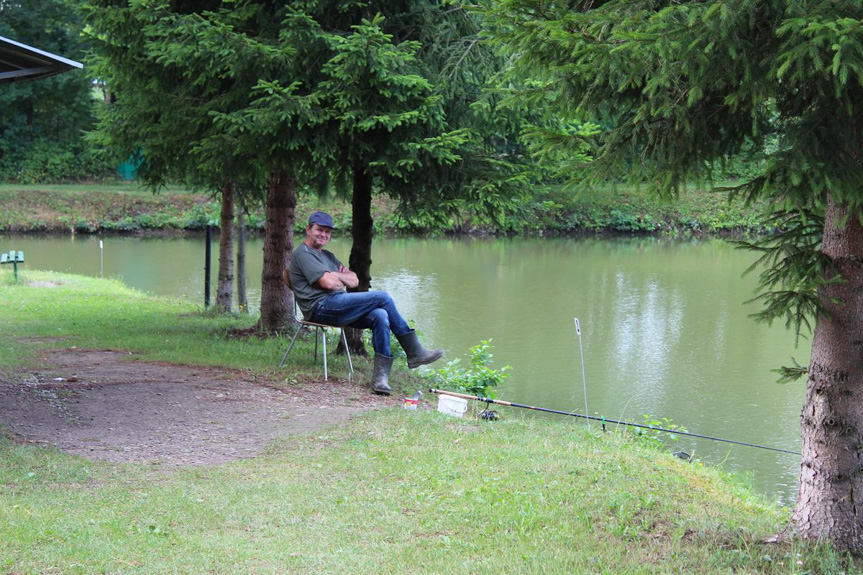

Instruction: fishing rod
[428,388,799,456]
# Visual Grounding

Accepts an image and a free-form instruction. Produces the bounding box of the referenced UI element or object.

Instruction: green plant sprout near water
[423,339,511,398]
[634,414,688,448]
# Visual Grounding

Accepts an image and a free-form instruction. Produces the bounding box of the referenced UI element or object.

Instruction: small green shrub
[101,216,139,232]
[609,209,658,232]
[423,339,510,398]
[184,204,219,229]
[634,414,688,448]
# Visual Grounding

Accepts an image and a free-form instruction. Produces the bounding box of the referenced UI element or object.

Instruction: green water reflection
[2,233,806,504]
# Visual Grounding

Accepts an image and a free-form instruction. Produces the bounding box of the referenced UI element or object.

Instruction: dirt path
[0,348,391,466]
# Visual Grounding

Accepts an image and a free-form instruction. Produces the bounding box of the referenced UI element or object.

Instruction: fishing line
[428,388,799,455]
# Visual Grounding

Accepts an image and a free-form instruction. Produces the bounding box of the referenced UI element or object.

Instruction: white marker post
[99,240,104,278]
[575,318,589,424]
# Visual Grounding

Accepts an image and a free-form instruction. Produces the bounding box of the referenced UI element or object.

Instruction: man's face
[306,223,333,250]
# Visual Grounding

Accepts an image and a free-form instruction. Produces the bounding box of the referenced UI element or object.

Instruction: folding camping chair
[279,270,353,381]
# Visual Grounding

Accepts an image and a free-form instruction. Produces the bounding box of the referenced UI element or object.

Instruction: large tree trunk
[236,204,248,314]
[791,195,863,552]
[215,181,235,312]
[339,162,375,357]
[258,167,297,332]
[349,163,374,291]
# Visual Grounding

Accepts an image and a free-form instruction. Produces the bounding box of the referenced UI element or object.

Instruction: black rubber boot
[396,330,445,369]
[371,353,394,395]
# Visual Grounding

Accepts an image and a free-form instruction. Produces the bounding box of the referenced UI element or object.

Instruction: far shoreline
[0,182,773,238]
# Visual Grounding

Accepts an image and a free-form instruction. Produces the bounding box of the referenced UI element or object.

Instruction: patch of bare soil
[0,348,391,467]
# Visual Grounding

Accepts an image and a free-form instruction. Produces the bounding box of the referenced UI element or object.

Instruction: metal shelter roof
[0,35,83,84]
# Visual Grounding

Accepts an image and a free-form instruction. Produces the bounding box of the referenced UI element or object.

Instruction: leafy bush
[0,140,114,184]
[423,339,510,398]
[609,209,658,232]
[183,204,220,229]
[633,414,688,449]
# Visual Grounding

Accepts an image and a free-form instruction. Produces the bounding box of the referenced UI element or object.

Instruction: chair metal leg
[279,322,352,382]
[279,325,306,367]
[321,327,328,381]
[340,329,354,375]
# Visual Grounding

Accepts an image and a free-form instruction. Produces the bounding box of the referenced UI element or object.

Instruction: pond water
[2,232,808,504]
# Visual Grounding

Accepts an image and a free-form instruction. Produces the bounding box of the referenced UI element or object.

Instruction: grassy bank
[0,182,770,236]
[0,271,857,573]
[0,269,360,379]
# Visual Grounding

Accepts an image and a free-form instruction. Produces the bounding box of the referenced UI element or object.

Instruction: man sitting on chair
[287,211,444,395]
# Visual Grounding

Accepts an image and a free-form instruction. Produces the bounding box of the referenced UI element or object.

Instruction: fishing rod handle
[428,388,478,400]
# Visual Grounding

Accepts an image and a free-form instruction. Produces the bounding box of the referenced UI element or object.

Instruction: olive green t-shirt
[288,243,345,319]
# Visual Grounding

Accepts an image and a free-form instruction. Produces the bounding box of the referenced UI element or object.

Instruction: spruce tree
[484,0,863,551]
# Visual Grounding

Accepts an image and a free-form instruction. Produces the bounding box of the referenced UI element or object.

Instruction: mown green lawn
[0,270,857,574]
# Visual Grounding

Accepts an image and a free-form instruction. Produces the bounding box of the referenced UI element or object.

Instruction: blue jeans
[310,291,412,357]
